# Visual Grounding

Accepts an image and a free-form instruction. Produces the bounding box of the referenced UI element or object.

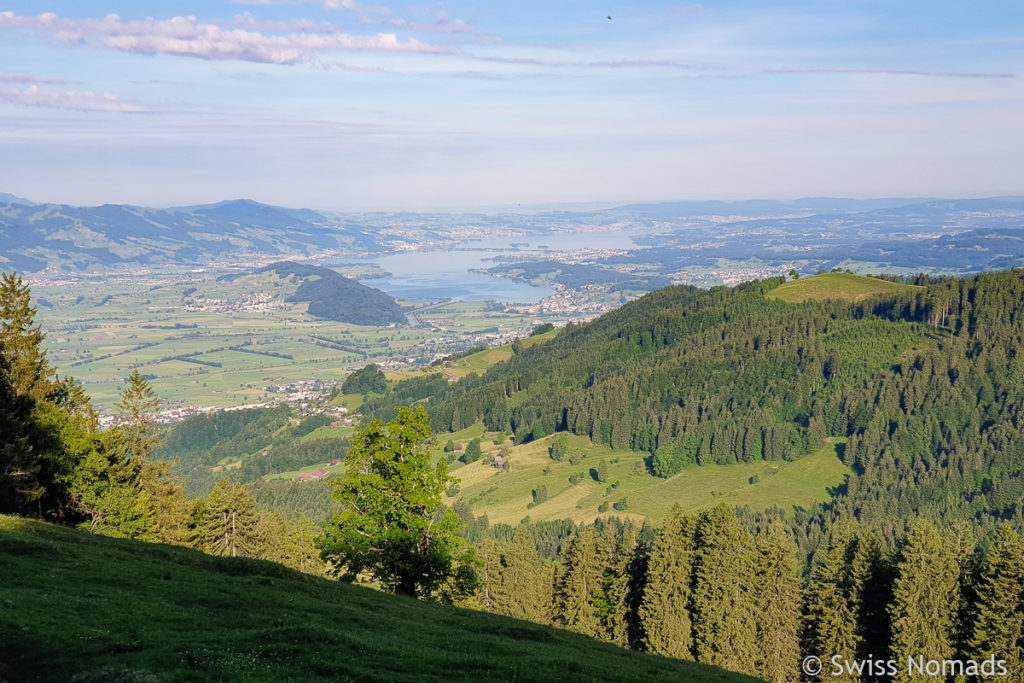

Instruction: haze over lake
[345,231,639,303]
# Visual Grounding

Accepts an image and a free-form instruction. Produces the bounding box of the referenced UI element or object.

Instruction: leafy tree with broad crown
[320,405,477,599]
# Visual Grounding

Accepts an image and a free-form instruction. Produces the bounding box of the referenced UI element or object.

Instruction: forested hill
[365,270,1024,544]
[254,261,406,325]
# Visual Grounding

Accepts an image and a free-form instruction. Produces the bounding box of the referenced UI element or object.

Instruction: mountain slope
[0,199,382,272]
[0,515,756,682]
[363,269,1024,547]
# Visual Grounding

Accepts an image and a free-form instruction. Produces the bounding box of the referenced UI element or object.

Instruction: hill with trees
[363,269,1024,557]
[254,262,406,326]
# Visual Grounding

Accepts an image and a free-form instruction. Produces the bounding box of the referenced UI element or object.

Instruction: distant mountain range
[0,198,383,273]
[3,194,1024,275]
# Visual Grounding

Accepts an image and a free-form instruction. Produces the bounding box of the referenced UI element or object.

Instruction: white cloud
[0,72,70,84]
[0,11,441,65]
[0,84,148,112]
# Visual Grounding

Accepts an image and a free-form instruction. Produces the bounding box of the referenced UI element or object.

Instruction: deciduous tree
[320,406,477,598]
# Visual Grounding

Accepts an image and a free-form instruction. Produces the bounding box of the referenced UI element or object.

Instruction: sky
[0,1,1022,211]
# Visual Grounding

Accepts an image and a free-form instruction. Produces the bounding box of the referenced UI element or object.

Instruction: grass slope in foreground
[766,272,923,303]
[0,516,756,682]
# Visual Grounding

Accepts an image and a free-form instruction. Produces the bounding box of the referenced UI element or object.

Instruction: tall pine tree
[889,520,962,683]
[690,505,759,677]
[970,524,1024,678]
[201,478,260,558]
[639,504,697,660]
[753,526,802,683]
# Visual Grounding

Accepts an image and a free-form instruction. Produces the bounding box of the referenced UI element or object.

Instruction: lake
[340,231,638,303]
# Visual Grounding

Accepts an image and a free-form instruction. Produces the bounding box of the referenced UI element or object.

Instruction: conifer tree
[639,504,697,659]
[0,360,43,514]
[503,528,552,624]
[115,369,161,464]
[476,537,504,613]
[804,522,883,681]
[320,406,476,599]
[595,520,638,647]
[141,459,192,547]
[552,526,603,638]
[202,478,260,558]
[0,271,54,400]
[690,505,759,677]
[282,515,328,576]
[970,524,1024,678]
[0,272,54,515]
[753,526,802,683]
[889,520,962,682]
[68,427,156,540]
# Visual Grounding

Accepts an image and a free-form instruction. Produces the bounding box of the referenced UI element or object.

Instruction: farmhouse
[293,467,329,482]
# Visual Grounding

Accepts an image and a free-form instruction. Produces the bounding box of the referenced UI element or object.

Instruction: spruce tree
[115,369,162,464]
[970,524,1024,678]
[639,504,697,660]
[68,426,155,540]
[0,361,43,513]
[141,459,192,547]
[552,526,603,638]
[0,272,54,515]
[502,528,552,624]
[690,505,759,677]
[889,520,962,683]
[753,526,802,683]
[202,478,260,558]
[0,271,54,400]
[804,522,883,681]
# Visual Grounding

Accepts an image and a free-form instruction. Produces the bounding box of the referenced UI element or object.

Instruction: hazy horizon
[1,2,1022,211]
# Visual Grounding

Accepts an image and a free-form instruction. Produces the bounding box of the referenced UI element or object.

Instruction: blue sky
[0,1,1021,210]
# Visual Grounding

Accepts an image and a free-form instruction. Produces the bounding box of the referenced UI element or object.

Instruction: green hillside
[355,269,1024,555]
[766,272,922,303]
[0,516,756,683]
[450,431,850,525]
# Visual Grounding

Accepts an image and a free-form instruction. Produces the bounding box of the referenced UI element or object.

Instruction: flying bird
[607,15,612,20]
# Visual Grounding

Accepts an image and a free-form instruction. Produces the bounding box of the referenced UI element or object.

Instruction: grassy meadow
[767,272,923,303]
[447,429,850,525]
[0,515,757,683]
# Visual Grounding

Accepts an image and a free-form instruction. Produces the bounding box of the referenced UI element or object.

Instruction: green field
[448,430,850,525]
[0,516,756,682]
[767,272,922,303]
[28,269,567,412]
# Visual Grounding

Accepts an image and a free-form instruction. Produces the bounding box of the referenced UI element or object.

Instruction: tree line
[471,506,1024,682]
